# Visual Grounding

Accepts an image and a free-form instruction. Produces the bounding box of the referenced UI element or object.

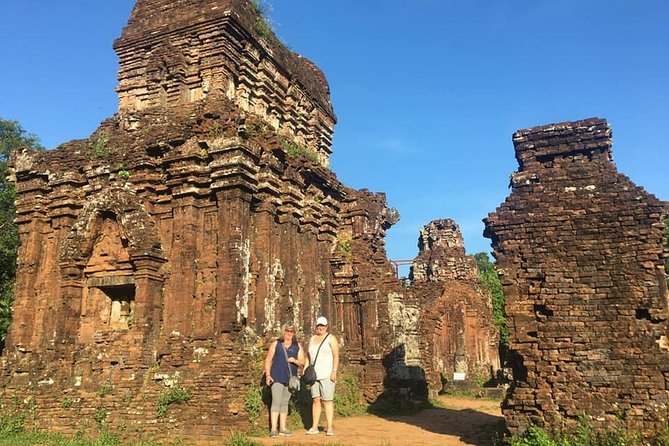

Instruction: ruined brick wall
[4,105,349,443]
[485,118,669,435]
[329,190,406,400]
[1,0,399,442]
[410,220,500,396]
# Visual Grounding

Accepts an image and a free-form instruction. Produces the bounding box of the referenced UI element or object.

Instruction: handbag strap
[279,341,294,378]
[309,333,330,367]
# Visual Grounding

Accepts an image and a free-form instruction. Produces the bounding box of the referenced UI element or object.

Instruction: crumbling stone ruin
[0,0,500,441]
[485,118,669,436]
[410,220,500,393]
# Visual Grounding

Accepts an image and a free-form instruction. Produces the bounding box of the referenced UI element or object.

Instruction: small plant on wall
[156,386,192,418]
[281,137,319,163]
[338,237,352,257]
[88,130,111,158]
[93,407,108,425]
[117,164,130,179]
[97,382,114,397]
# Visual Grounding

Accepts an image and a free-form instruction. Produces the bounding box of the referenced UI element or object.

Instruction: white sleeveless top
[308,335,333,380]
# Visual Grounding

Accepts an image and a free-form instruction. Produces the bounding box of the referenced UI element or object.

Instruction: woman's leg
[321,378,336,433]
[269,383,284,432]
[323,400,334,431]
[279,385,290,431]
[311,396,322,430]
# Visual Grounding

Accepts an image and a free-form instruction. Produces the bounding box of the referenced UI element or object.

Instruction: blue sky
[1,1,667,270]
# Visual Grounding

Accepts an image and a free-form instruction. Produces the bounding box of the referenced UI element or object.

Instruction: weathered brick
[485,118,669,436]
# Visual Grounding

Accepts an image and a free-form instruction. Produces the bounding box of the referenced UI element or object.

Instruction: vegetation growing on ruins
[243,381,264,428]
[156,386,191,418]
[88,130,111,158]
[475,252,508,349]
[280,137,320,163]
[97,382,114,398]
[0,119,43,345]
[250,0,274,40]
[117,165,130,179]
[92,407,108,425]
[207,122,223,138]
[337,238,352,255]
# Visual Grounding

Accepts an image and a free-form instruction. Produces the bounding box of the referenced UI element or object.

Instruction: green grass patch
[509,417,669,446]
[224,432,262,446]
[0,430,189,445]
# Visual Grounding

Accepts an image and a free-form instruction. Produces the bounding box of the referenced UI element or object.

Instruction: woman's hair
[278,321,298,343]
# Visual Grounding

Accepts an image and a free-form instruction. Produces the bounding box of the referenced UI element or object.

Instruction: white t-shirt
[308,335,334,380]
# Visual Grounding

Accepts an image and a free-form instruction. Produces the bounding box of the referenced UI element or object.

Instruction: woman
[263,322,305,438]
[305,316,339,437]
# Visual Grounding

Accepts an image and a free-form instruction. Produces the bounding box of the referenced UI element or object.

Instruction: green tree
[0,119,43,344]
[474,252,508,351]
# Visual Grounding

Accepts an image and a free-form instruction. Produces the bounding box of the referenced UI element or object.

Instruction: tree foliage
[0,119,43,343]
[474,252,508,350]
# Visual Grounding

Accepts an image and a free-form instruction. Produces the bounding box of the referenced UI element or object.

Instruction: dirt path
[256,396,503,446]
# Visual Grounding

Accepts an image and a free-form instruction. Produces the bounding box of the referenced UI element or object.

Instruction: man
[305,316,339,436]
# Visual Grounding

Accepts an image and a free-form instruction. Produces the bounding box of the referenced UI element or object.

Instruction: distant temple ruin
[485,118,669,435]
[411,220,500,389]
[1,0,499,441]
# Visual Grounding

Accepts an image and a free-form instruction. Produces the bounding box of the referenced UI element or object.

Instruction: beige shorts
[310,378,336,401]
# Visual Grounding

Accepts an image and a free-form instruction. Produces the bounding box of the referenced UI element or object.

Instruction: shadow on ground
[363,344,505,445]
[380,405,505,446]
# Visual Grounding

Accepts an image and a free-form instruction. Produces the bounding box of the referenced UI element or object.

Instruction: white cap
[316,316,328,326]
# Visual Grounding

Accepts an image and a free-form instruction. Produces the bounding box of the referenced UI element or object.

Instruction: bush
[243,383,264,424]
[474,252,507,350]
[333,373,366,418]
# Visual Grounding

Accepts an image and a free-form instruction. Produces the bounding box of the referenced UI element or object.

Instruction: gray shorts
[310,378,336,401]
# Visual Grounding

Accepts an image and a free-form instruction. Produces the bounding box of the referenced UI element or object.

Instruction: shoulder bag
[302,333,329,386]
[281,341,301,393]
